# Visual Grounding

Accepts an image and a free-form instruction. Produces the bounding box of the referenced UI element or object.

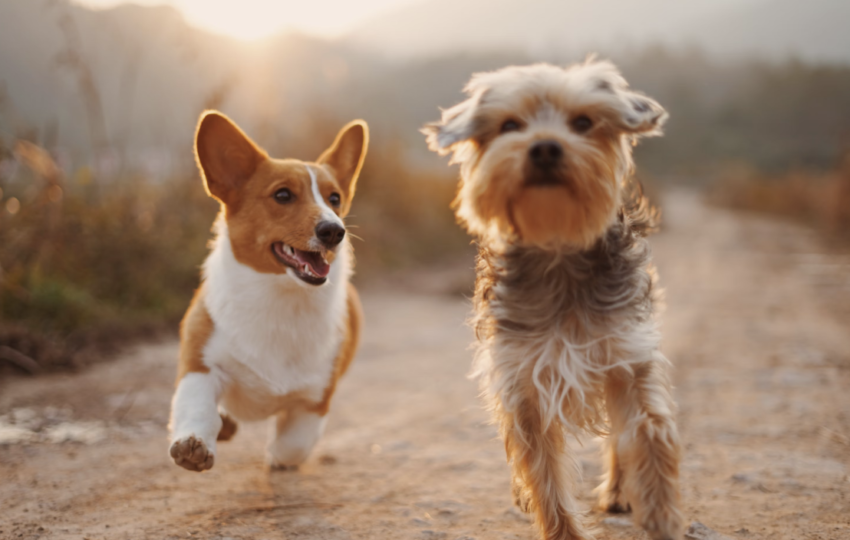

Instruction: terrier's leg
[597,372,631,514]
[605,354,684,540]
[169,371,223,472]
[498,396,592,540]
[596,428,629,514]
[267,407,327,470]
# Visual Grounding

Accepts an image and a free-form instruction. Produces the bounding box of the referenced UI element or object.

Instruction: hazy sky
[72,0,423,39]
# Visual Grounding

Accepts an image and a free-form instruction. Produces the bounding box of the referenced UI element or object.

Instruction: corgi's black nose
[316,221,345,248]
[529,140,563,169]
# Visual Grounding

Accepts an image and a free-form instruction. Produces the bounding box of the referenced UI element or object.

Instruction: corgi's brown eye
[328,192,341,208]
[274,188,293,204]
[571,115,594,133]
[500,120,521,133]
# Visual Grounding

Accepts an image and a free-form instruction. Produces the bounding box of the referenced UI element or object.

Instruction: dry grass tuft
[709,152,850,239]
[0,135,469,375]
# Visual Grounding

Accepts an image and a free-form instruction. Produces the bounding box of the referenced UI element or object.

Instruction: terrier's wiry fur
[423,60,683,540]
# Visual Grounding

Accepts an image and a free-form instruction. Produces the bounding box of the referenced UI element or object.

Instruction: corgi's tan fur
[169,111,368,472]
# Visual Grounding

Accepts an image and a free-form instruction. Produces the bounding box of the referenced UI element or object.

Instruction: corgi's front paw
[170,435,215,472]
[266,446,309,470]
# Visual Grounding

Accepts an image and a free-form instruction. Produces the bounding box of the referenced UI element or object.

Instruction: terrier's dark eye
[328,192,341,208]
[500,119,521,133]
[571,115,594,134]
[273,188,293,204]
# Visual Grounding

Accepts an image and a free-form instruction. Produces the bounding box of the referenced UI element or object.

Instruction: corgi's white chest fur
[201,220,350,419]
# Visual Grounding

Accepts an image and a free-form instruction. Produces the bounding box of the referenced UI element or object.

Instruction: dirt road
[1,190,849,540]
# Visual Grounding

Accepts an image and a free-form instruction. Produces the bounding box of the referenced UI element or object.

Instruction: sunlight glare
[73,0,422,40]
[179,0,307,40]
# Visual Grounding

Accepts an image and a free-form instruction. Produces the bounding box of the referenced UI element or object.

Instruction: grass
[1,166,218,372]
[709,152,850,240]
[0,136,468,375]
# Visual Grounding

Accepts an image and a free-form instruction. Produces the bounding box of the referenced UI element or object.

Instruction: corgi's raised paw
[170,435,215,472]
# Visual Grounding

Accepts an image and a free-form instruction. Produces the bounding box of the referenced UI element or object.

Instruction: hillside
[687,0,850,64]
[0,0,367,166]
[347,0,850,63]
[1,0,849,175]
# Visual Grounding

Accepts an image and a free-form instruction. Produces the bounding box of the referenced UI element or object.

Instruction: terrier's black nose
[529,140,563,169]
[315,221,345,248]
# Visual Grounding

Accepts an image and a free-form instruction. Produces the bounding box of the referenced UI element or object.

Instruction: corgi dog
[168,111,368,472]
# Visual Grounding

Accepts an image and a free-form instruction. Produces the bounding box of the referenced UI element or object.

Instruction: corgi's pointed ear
[317,120,369,210]
[194,111,267,204]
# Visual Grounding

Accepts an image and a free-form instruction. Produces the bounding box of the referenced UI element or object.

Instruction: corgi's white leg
[267,408,327,469]
[169,371,223,472]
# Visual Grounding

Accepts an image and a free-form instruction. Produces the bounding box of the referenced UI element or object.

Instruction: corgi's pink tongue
[294,249,330,278]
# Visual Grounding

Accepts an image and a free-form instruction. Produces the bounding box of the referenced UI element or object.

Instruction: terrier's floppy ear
[195,111,267,205]
[317,120,369,214]
[609,89,668,136]
[421,87,486,157]
[583,60,668,137]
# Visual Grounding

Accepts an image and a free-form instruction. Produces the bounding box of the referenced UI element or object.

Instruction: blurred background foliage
[1,0,849,373]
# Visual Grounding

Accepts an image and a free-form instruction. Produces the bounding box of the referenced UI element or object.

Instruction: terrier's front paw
[605,501,632,514]
[639,508,685,540]
[170,435,215,472]
[597,482,630,514]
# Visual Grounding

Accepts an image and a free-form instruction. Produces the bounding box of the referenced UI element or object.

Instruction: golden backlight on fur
[169,111,368,475]
[424,60,666,250]
[194,111,368,275]
[461,131,625,248]
[424,61,683,540]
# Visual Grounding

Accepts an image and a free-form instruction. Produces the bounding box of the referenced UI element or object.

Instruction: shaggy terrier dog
[423,60,684,540]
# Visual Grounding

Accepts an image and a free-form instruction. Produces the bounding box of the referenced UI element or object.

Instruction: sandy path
[1,190,848,540]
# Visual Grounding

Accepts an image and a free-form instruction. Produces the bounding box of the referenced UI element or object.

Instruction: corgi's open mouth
[271,242,331,286]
